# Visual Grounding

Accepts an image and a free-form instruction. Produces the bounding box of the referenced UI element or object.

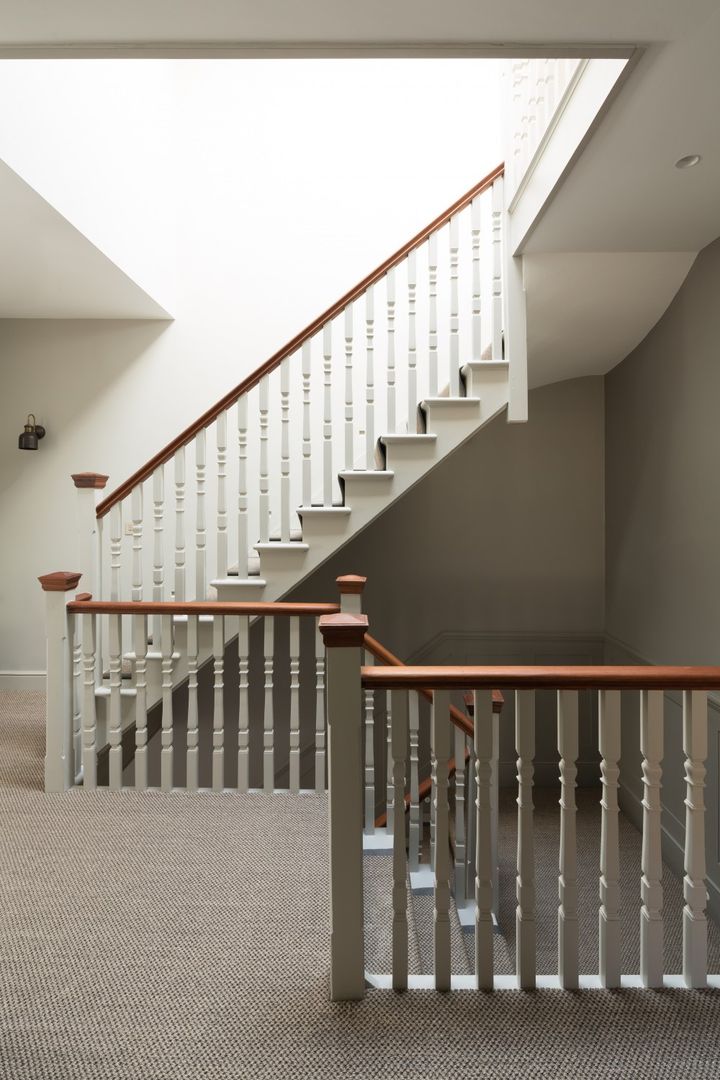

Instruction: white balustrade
[491,179,504,362]
[81,612,97,789]
[385,691,394,834]
[216,412,228,576]
[131,485,143,603]
[133,612,149,791]
[363,652,375,833]
[557,689,579,989]
[289,617,301,794]
[365,289,375,467]
[263,616,274,791]
[237,396,249,578]
[448,216,460,395]
[428,232,438,395]
[386,268,396,432]
[314,623,326,792]
[110,504,122,602]
[107,612,123,790]
[195,427,207,599]
[474,689,494,990]
[152,464,164,646]
[640,690,664,988]
[599,689,621,988]
[302,342,312,508]
[280,358,291,542]
[160,612,174,791]
[344,305,354,470]
[408,693,421,873]
[174,447,186,601]
[515,689,536,989]
[432,689,452,991]
[453,723,467,907]
[391,688,409,990]
[258,376,270,543]
[187,614,200,790]
[683,690,708,988]
[237,615,250,793]
[407,250,417,426]
[212,614,225,790]
[322,323,333,505]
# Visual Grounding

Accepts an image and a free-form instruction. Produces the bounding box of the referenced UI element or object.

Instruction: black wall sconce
[18,414,46,451]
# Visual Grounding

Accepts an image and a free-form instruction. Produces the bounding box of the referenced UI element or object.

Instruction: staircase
[70,162,526,735]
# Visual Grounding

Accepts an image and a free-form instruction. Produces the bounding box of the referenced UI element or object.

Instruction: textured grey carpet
[2,691,720,1080]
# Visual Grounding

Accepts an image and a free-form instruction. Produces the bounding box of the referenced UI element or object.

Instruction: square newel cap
[39,572,82,592]
[72,473,109,489]
[336,575,367,595]
[319,613,368,648]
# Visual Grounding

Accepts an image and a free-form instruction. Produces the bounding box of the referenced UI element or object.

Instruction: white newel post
[71,474,109,601]
[39,572,82,792]
[319,612,368,1001]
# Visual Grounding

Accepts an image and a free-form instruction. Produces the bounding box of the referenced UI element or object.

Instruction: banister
[95,162,505,519]
[361,665,720,691]
[67,598,340,617]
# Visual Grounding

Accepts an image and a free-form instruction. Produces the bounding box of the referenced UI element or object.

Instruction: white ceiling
[0,160,170,319]
[0,0,716,51]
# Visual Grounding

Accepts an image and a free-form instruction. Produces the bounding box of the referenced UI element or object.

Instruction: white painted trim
[0,671,46,691]
[366,971,720,991]
[0,44,638,61]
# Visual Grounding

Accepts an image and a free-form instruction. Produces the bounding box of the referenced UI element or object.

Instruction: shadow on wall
[0,317,170,497]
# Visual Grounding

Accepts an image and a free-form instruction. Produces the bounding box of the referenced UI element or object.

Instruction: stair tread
[421,396,481,406]
[212,575,267,586]
[380,434,437,445]
[338,469,394,478]
[255,542,309,552]
[462,359,508,370]
[296,505,351,515]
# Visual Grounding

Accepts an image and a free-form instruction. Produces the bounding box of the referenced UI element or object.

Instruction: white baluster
[302,342,312,509]
[152,464,164,647]
[407,249,417,429]
[160,612,174,791]
[133,612,149,791]
[385,691,394,834]
[640,689,664,989]
[491,178,504,361]
[474,689,494,990]
[82,612,97,789]
[449,216,460,395]
[72,618,82,776]
[263,616,274,791]
[280,357,291,542]
[428,233,438,395]
[344,305,354,470]
[365,288,375,467]
[516,689,536,989]
[386,269,396,433]
[314,622,326,791]
[289,617,301,794]
[599,689,621,988]
[195,427,207,598]
[454,722,466,907]
[216,411,228,576]
[408,693,421,873]
[322,323,333,506]
[174,447,186,601]
[258,376,270,543]
[432,689,452,991]
[110,504,122,602]
[491,703,500,920]
[108,613,123,789]
[131,486,143,602]
[391,688,409,990]
[557,689,579,989]
[187,614,199,790]
[237,615,250,793]
[471,195,482,361]
[237,396,249,578]
[363,652,375,833]
[212,614,225,790]
[683,690,707,988]
[465,742,477,912]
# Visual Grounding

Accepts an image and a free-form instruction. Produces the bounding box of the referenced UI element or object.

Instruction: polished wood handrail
[96,162,504,519]
[362,664,720,691]
[68,598,340,617]
[364,633,503,740]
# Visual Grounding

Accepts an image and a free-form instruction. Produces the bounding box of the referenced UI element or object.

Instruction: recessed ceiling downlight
[675,154,702,169]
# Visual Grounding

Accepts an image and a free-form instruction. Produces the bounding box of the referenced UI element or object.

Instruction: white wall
[0,58,503,676]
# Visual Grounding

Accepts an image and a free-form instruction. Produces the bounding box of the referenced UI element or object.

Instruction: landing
[2,692,720,1080]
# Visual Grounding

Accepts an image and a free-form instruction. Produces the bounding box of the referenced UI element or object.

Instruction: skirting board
[0,671,45,691]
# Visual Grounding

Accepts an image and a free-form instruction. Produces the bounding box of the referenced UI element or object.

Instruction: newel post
[336,574,367,614]
[319,611,368,1001]
[39,572,82,792]
[71,473,108,600]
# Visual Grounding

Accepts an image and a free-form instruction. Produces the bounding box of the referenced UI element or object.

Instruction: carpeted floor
[1,690,720,1080]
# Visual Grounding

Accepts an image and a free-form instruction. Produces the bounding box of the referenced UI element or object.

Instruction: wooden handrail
[95,162,504,519]
[67,598,340,617]
[362,664,720,691]
[364,633,503,740]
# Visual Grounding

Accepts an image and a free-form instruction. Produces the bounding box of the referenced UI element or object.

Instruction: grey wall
[605,235,720,921]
